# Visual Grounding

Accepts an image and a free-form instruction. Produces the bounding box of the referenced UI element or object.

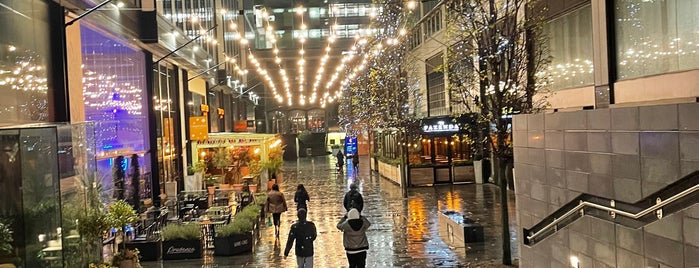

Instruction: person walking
[336,150,345,172]
[337,208,371,268]
[343,182,364,213]
[266,184,288,237]
[284,208,317,267]
[294,184,310,210]
[351,153,359,171]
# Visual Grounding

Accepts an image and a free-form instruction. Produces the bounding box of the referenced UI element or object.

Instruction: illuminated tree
[444,0,550,264]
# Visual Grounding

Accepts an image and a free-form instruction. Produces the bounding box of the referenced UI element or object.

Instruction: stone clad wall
[513,103,699,267]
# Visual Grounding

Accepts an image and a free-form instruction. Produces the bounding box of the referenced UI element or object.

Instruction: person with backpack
[337,208,371,268]
[284,208,317,268]
[343,182,364,213]
[294,184,310,210]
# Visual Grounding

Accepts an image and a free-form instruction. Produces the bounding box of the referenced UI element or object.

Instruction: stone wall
[513,102,699,267]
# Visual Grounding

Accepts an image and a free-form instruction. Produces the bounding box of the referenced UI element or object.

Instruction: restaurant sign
[423,121,459,133]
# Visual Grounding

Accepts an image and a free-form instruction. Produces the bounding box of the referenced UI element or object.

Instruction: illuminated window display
[80,23,152,201]
[615,0,699,79]
[0,0,51,125]
[544,5,594,90]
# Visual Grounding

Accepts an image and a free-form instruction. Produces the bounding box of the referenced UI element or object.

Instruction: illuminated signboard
[423,120,459,133]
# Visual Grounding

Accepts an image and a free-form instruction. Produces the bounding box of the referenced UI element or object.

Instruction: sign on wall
[189,116,208,141]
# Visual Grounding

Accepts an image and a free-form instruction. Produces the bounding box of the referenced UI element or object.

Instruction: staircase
[524,170,699,246]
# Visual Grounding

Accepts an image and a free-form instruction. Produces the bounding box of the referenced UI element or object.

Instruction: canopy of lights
[226,0,419,108]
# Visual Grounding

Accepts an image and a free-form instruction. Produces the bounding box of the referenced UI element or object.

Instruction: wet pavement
[142,156,519,267]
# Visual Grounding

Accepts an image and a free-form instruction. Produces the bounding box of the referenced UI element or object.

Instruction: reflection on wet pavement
[142,156,518,267]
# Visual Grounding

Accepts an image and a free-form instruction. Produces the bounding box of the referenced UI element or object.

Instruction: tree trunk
[497,156,512,265]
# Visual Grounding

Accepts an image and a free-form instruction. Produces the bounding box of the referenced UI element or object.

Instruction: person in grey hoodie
[337,208,371,268]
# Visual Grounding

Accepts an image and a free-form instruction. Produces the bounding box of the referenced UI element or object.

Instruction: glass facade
[0,124,99,267]
[156,0,218,60]
[0,0,51,126]
[615,0,699,79]
[80,23,151,202]
[545,5,594,90]
[154,63,182,189]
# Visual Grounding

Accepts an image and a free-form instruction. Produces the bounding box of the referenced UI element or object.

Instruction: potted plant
[214,204,259,256]
[161,224,202,260]
[106,200,139,268]
[204,175,217,195]
[110,248,140,268]
[247,160,262,193]
[212,148,232,189]
[76,208,112,265]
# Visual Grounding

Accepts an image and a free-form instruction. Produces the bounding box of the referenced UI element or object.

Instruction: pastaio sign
[423,120,459,133]
[166,246,196,255]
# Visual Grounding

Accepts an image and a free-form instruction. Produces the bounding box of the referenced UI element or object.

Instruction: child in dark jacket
[284,208,317,267]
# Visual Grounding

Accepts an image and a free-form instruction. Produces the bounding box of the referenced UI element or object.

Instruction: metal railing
[524,170,699,246]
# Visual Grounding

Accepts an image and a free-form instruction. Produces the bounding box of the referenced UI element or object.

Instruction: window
[424,10,442,38]
[0,0,51,125]
[427,54,447,116]
[544,5,594,90]
[329,3,378,18]
[408,28,422,50]
[615,0,699,79]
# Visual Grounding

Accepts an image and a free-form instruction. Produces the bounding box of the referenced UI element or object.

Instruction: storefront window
[289,110,306,133]
[154,63,182,186]
[307,109,325,133]
[0,0,51,125]
[544,5,594,90]
[80,23,151,202]
[268,111,288,133]
[615,0,699,79]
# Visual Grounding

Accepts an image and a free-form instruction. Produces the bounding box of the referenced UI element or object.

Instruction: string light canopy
[319,0,418,107]
[232,0,418,108]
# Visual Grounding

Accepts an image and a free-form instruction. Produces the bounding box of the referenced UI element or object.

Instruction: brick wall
[513,103,699,267]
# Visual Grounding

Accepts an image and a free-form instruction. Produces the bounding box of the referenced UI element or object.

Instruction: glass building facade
[0,0,52,126]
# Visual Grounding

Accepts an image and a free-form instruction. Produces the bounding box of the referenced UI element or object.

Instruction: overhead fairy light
[296,5,306,106]
[320,0,418,106]
[309,19,340,105]
[258,6,287,104]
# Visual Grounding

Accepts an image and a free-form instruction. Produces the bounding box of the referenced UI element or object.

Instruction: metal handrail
[526,183,699,242]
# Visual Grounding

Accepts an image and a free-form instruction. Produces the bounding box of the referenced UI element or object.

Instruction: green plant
[193,160,207,173]
[112,156,126,200]
[0,218,13,255]
[248,159,262,177]
[212,148,232,183]
[254,193,267,205]
[78,208,112,242]
[204,175,218,187]
[238,204,261,220]
[161,224,201,241]
[130,154,141,211]
[216,217,253,237]
[107,200,139,251]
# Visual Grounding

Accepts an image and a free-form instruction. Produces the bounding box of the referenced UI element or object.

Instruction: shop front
[408,116,474,185]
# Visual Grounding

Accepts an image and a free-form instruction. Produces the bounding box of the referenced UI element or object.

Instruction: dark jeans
[272,213,281,226]
[346,251,366,268]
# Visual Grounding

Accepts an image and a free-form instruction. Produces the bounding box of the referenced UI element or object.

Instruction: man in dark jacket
[284,208,317,267]
[343,182,364,213]
[337,208,371,268]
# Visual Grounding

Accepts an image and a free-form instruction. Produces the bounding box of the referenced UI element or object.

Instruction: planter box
[162,239,202,260]
[409,167,434,186]
[125,240,161,261]
[213,232,254,256]
[452,165,475,183]
[438,211,484,246]
[377,161,402,186]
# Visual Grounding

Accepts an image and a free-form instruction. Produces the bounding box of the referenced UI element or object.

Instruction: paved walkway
[142,156,519,267]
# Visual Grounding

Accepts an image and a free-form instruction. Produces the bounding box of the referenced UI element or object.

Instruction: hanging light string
[320,0,418,106]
